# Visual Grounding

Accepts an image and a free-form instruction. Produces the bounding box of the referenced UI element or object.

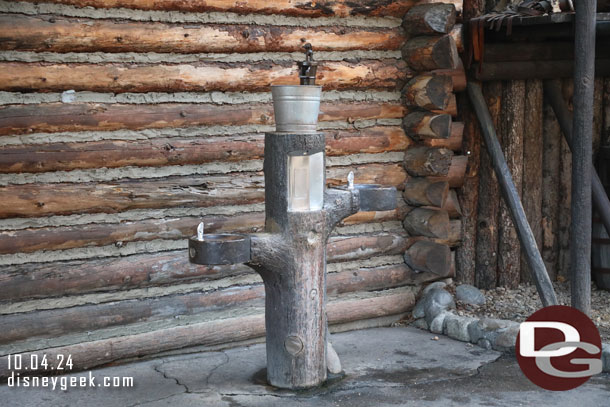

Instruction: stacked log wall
[0,0,467,372]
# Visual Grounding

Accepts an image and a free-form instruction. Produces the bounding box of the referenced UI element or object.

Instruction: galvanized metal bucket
[271,85,322,133]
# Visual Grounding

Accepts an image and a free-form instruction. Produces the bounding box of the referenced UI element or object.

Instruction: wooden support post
[571,0,596,315]
[467,81,557,306]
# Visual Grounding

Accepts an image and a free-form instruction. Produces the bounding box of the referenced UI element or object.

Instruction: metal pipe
[467,81,558,307]
[543,80,610,239]
[571,0,597,315]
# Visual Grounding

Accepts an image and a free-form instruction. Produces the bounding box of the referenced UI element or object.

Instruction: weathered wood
[475,81,502,289]
[402,35,459,71]
[0,264,420,345]
[432,59,467,92]
[402,207,450,238]
[0,101,406,135]
[440,188,462,218]
[403,240,452,275]
[604,78,610,147]
[482,42,610,63]
[14,0,416,17]
[0,14,405,53]
[0,126,409,173]
[497,80,525,288]
[0,163,405,219]
[520,80,543,285]
[472,59,610,81]
[403,146,454,177]
[450,23,464,53]
[402,3,457,35]
[0,60,408,93]
[558,128,572,280]
[403,74,454,111]
[0,288,417,378]
[593,78,605,156]
[467,81,557,306]
[571,0,596,315]
[402,111,452,140]
[402,178,449,207]
[427,155,467,187]
[420,121,463,151]
[0,232,408,301]
[541,98,562,281]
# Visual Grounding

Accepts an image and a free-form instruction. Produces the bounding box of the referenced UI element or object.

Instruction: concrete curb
[411,286,610,373]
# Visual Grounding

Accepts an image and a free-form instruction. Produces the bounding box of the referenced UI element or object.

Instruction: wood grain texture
[0,101,406,135]
[402,3,456,35]
[403,73,453,111]
[0,60,409,93]
[403,240,452,275]
[0,232,408,301]
[402,207,450,238]
[0,126,410,173]
[0,288,418,378]
[401,35,459,71]
[0,14,405,53]
[402,178,448,207]
[13,0,417,17]
[403,146,453,177]
[420,121,463,151]
[520,79,543,284]
[497,80,525,288]
[0,164,406,218]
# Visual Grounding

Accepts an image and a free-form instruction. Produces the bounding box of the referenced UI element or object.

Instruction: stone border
[410,282,610,373]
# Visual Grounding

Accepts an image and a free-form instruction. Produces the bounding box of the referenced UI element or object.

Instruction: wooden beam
[0,288,418,378]
[0,14,405,53]
[427,155,467,187]
[402,111,452,140]
[0,101,406,135]
[403,240,452,275]
[403,146,454,177]
[472,59,610,81]
[402,35,459,71]
[402,3,457,35]
[13,0,417,17]
[402,207,450,238]
[0,232,408,302]
[403,74,454,111]
[0,60,409,93]
[402,178,449,207]
[467,81,557,306]
[420,121,463,151]
[0,126,410,173]
[0,163,406,218]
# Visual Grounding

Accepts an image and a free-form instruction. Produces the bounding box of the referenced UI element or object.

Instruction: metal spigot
[297,43,318,85]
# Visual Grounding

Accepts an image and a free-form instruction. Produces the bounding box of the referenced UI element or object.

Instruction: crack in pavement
[153,359,191,394]
[205,351,231,386]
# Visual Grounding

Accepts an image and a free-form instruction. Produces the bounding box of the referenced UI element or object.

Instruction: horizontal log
[0,126,410,173]
[427,154,467,187]
[402,111,452,140]
[450,23,464,53]
[402,178,449,207]
[0,101,406,135]
[472,59,610,81]
[0,163,405,218]
[401,35,459,71]
[406,219,461,247]
[0,232,408,302]
[432,59,467,92]
[403,146,454,177]
[482,42,610,63]
[439,188,462,218]
[403,207,450,238]
[15,0,416,17]
[420,121,463,151]
[0,264,423,345]
[0,287,418,378]
[0,60,409,93]
[403,74,454,111]
[402,3,457,35]
[0,14,405,54]
[403,240,452,275]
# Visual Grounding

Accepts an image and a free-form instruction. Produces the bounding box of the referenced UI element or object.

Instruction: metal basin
[354,184,397,212]
[189,234,251,265]
[271,85,321,133]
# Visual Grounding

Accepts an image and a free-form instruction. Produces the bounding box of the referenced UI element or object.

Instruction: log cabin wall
[0,0,467,373]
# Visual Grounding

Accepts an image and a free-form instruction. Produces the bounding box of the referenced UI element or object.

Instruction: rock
[455,284,486,305]
[492,323,520,352]
[412,318,429,330]
[412,299,425,319]
[430,311,449,334]
[443,314,477,342]
[602,343,610,373]
[468,317,513,344]
[477,338,492,350]
[422,281,448,296]
[423,288,456,325]
[326,341,342,374]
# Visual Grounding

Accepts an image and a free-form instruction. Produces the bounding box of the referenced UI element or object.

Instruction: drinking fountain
[188,44,397,390]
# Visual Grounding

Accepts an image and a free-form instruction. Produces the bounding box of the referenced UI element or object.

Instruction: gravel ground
[446,281,610,342]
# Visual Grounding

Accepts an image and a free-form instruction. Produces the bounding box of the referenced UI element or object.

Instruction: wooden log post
[403,74,454,111]
[402,111,452,140]
[403,240,452,275]
[403,178,449,207]
[401,35,460,71]
[402,3,457,36]
[403,208,450,238]
[403,146,454,177]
